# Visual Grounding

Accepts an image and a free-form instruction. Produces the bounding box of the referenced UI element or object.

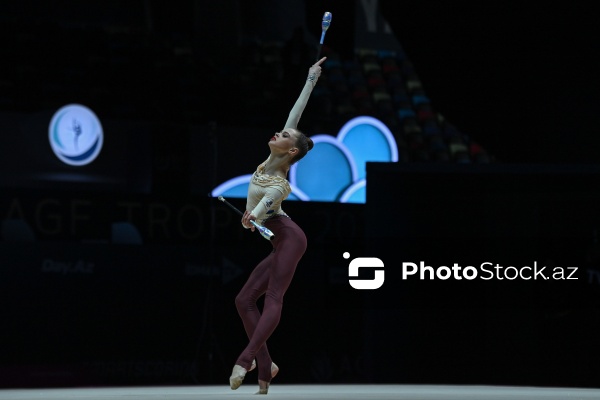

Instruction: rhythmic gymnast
[229,56,326,395]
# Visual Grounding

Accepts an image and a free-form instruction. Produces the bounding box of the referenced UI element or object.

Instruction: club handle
[218,196,243,217]
[218,196,275,241]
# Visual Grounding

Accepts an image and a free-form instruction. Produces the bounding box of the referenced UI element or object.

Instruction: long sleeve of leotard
[249,184,288,223]
[284,77,317,130]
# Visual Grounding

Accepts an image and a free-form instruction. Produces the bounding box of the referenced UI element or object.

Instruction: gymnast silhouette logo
[71,119,82,150]
[49,104,103,166]
[344,252,385,289]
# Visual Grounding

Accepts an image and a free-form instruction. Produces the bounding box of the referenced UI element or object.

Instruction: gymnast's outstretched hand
[308,57,326,81]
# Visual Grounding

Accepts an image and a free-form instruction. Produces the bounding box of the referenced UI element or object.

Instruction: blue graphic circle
[49,104,103,166]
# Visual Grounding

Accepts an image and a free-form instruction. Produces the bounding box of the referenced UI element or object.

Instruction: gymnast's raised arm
[283,56,327,130]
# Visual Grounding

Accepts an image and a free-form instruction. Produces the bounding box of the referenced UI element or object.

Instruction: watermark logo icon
[345,252,385,290]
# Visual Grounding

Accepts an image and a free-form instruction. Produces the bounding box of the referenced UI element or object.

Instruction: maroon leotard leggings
[234,215,307,382]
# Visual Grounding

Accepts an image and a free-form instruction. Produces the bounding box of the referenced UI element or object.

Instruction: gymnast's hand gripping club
[218,196,275,241]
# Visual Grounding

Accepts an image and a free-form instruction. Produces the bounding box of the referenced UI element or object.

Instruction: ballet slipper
[229,364,247,390]
[255,362,279,395]
[256,380,269,395]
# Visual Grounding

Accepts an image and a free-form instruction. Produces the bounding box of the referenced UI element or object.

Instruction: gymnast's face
[269,128,300,156]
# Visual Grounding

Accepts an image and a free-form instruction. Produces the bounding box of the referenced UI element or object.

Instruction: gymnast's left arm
[283,57,326,130]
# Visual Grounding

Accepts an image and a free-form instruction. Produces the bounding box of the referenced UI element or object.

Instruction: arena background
[1,0,599,389]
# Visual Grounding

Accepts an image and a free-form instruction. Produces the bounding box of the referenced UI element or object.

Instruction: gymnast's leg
[234,252,275,375]
[230,218,307,390]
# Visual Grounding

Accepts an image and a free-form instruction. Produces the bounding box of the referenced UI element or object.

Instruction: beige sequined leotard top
[246,155,292,224]
[244,67,319,224]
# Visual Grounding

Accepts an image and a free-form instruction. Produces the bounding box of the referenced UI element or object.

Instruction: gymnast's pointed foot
[256,380,269,395]
[255,362,279,394]
[229,364,247,390]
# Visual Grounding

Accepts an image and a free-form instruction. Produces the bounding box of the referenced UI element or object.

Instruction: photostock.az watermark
[402,261,578,281]
[344,254,578,290]
[344,252,385,290]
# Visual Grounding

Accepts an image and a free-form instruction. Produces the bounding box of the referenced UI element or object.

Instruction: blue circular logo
[49,104,103,166]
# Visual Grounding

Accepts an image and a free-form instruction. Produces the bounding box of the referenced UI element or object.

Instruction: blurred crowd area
[1,0,492,164]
